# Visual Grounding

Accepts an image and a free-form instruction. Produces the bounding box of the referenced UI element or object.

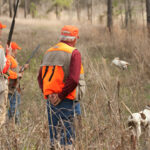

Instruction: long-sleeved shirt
[37,44,81,100]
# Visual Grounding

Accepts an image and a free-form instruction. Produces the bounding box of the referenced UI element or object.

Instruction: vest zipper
[42,66,49,80]
[49,66,55,81]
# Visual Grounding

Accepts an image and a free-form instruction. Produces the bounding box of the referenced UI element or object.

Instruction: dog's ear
[140,113,146,120]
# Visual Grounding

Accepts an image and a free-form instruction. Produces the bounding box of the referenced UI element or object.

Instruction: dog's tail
[145,105,150,110]
[121,101,133,116]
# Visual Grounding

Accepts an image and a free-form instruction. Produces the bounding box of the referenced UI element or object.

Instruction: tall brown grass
[0,17,150,150]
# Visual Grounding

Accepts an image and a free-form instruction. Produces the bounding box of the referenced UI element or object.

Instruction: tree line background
[0,0,150,33]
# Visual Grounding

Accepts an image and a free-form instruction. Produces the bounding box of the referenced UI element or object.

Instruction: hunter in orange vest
[7,42,28,124]
[38,25,86,149]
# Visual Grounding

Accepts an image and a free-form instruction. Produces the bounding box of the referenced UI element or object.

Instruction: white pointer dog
[112,57,130,70]
[128,105,150,145]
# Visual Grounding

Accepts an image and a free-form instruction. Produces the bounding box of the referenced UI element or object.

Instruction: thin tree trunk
[90,0,93,24]
[146,0,150,35]
[124,0,132,27]
[0,0,2,16]
[107,0,113,32]
[141,0,145,32]
[28,0,30,14]
[87,0,93,23]
[24,0,28,18]
[55,4,60,19]
[128,0,132,21]
[9,0,13,18]
[76,0,81,21]
[124,0,128,27]
[87,1,90,21]
[120,6,124,27]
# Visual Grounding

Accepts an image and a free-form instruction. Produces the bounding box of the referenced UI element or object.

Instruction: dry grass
[0,17,150,150]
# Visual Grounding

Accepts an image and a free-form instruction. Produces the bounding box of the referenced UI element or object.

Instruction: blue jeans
[8,91,21,123]
[47,99,81,146]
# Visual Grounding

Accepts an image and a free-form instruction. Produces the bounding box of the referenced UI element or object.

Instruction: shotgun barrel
[19,45,40,73]
[7,0,20,47]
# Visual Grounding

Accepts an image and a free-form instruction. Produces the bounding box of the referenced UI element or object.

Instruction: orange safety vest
[41,42,85,100]
[7,55,19,79]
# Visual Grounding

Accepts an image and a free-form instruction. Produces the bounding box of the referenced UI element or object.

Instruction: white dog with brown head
[128,105,150,148]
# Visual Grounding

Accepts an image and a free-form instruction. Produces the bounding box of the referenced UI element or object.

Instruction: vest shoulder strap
[46,42,76,54]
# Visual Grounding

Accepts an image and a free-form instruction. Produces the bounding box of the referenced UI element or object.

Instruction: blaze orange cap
[0,22,6,29]
[11,42,22,50]
[61,25,79,39]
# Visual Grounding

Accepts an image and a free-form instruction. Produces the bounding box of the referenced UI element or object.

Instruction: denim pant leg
[15,92,21,122]
[60,101,81,145]
[57,100,78,145]
[47,100,59,145]
[60,116,75,145]
[8,92,16,118]
[8,92,21,122]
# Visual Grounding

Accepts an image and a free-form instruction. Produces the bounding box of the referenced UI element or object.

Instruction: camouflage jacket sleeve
[0,48,6,72]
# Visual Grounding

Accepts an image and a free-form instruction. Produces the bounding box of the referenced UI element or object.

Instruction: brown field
[0,16,150,150]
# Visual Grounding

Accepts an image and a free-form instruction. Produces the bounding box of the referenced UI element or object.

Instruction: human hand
[48,94,62,106]
[48,94,57,105]
[19,64,29,73]
[18,72,23,78]
[24,64,29,70]
[6,45,12,55]
[53,94,61,106]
